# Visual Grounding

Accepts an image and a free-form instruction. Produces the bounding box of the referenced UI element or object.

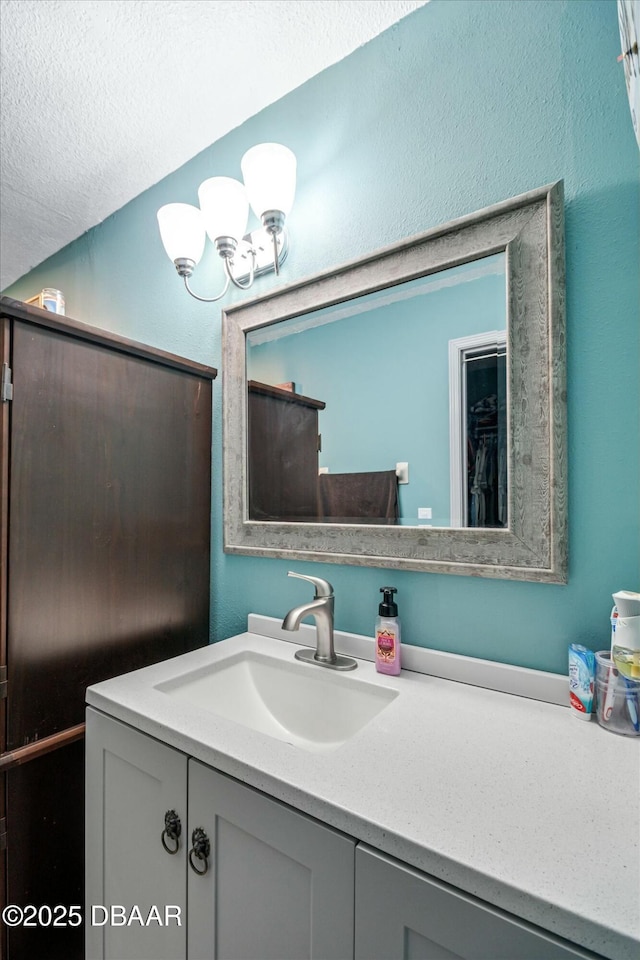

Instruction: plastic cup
[595,650,640,737]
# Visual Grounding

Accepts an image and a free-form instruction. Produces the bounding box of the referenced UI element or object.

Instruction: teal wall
[5,0,638,673]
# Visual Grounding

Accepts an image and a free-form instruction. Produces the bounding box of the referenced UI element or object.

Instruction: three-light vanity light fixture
[157,142,296,303]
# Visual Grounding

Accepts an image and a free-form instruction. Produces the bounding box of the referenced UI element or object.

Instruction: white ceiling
[0,0,428,290]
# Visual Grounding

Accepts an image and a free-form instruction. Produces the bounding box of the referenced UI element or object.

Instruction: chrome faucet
[282,572,357,671]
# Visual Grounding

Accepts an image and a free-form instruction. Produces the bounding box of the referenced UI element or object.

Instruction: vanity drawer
[355,845,603,960]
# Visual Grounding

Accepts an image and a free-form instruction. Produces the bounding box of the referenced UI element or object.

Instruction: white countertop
[86,622,640,960]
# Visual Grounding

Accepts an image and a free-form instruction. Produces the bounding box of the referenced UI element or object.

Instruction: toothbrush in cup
[623,677,640,731]
[601,657,617,721]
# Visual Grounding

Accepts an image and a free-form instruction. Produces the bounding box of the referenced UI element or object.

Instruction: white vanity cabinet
[85,708,355,960]
[187,757,354,959]
[355,845,599,960]
[85,710,188,960]
[85,709,188,960]
[86,708,606,960]
[85,629,637,960]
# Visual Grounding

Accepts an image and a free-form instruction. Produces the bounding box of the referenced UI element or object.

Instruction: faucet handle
[287,571,333,598]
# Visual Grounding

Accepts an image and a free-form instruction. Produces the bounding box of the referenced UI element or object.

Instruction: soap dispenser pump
[375,587,401,675]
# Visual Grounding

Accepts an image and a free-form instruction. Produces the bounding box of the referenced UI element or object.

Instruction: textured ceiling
[0,0,428,290]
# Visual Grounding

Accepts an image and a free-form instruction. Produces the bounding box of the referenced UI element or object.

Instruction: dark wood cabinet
[248,381,324,521]
[0,297,216,959]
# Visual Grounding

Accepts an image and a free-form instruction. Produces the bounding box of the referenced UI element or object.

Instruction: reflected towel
[318,470,398,524]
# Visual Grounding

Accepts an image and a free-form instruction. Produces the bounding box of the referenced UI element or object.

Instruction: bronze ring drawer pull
[161,809,182,854]
[188,827,210,875]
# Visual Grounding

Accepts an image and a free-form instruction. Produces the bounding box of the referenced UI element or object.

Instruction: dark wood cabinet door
[0,301,214,960]
[5,741,85,960]
[6,319,212,748]
[248,381,323,521]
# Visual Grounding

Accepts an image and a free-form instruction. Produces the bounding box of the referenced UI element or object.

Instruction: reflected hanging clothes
[467,393,505,528]
[470,433,496,526]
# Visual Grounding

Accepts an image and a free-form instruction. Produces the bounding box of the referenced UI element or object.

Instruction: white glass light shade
[241,143,297,218]
[198,177,249,243]
[157,203,206,264]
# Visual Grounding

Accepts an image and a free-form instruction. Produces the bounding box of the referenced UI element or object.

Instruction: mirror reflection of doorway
[449,331,507,528]
[464,345,507,528]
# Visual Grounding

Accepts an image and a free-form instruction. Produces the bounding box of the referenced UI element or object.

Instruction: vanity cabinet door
[85,709,188,960]
[187,759,355,960]
[355,845,598,960]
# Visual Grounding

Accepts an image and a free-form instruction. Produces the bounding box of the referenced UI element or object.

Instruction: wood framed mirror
[222,181,566,582]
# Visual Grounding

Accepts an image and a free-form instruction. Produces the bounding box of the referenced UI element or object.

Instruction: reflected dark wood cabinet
[0,297,215,959]
[248,381,324,521]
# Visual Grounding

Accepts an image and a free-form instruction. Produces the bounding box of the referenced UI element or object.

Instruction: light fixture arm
[175,238,257,301]
[172,257,231,303]
[182,273,231,303]
[223,248,256,290]
[213,234,256,290]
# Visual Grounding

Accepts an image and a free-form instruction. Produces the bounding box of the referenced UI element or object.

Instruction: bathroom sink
[155,649,398,752]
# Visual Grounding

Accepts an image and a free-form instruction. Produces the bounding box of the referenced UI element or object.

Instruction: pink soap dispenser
[375,587,401,675]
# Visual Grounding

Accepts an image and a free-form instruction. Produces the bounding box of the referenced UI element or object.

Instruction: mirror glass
[223,182,566,582]
[246,254,507,528]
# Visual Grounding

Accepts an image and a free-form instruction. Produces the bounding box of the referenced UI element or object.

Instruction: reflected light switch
[418,507,432,520]
[396,462,409,484]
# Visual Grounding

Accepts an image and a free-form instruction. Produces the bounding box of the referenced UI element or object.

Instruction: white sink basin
[156,649,398,752]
